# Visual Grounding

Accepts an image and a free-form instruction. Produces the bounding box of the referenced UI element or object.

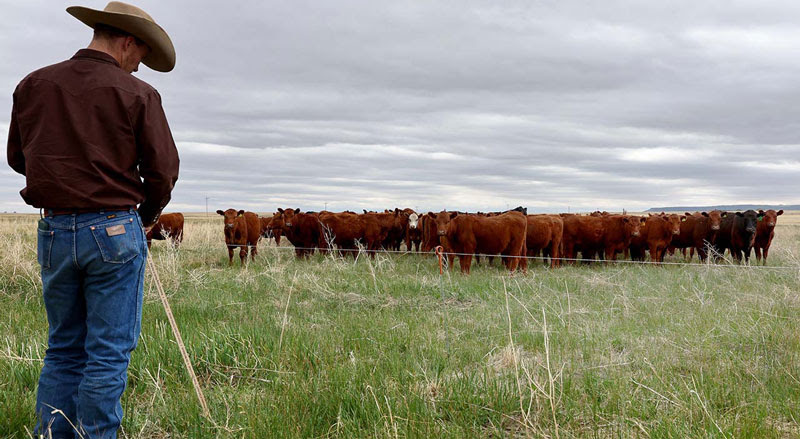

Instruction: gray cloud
[2,0,799,214]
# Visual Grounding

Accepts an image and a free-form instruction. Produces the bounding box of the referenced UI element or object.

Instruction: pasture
[2,212,800,438]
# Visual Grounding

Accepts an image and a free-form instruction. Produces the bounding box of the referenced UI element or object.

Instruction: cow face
[277,207,301,228]
[703,210,723,231]
[622,216,642,237]
[408,213,419,229]
[217,208,244,229]
[736,210,759,234]
[666,214,681,235]
[428,211,457,236]
[758,209,783,228]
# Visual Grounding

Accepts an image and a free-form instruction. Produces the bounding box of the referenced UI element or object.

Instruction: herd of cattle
[144,207,785,273]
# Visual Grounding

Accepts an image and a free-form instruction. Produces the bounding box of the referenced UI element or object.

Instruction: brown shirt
[7,49,179,226]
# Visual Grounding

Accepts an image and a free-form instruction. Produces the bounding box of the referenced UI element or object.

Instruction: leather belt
[43,207,136,216]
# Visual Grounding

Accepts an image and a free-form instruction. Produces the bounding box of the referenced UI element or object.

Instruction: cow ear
[736,212,743,217]
[216,210,224,215]
[622,217,630,223]
[363,209,368,214]
[238,210,245,216]
[758,209,765,215]
[685,212,692,217]
[294,208,300,214]
[681,216,686,222]
[640,217,647,223]
[701,212,709,217]
[778,210,784,216]
[277,208,284,214]
[450,212,459,219]
[721,211,727,217]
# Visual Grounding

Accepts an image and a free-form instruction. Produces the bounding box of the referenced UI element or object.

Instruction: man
[6,2,179,437]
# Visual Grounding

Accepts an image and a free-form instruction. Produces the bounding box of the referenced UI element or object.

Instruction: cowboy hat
[67,1,175,72]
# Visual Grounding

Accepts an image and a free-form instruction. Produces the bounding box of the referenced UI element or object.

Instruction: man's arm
[7,89,25,176]
[136,90,179,227]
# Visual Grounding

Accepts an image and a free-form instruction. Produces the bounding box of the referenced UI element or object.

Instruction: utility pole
[324,202,328,211]
[205,196,211,217]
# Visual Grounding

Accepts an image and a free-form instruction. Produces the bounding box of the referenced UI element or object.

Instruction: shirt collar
[71,49,121,68]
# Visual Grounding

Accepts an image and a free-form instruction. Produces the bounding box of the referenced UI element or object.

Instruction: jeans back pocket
[90,217,141,264]
[37,228,55,269]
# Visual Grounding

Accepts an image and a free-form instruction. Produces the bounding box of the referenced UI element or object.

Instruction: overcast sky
[2,1,800,214]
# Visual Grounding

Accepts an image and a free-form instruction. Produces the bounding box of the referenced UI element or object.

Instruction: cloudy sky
[2,1,800,214]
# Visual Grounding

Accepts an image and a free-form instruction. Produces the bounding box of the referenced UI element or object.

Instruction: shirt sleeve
[135,90,179,227]
[7,88,25,176]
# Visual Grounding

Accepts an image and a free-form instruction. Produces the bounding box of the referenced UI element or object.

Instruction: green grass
[2,216,800,438]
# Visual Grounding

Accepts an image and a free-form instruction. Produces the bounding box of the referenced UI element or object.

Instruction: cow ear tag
[758,217,763,222]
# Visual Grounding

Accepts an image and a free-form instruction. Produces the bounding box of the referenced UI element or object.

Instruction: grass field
[2,212,800,438]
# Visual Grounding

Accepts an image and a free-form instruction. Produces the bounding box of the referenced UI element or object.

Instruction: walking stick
[146,255,211,419]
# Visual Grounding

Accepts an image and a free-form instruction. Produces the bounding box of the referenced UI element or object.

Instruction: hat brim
[67,6,175,72]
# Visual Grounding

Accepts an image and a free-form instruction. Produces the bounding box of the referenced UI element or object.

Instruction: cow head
[702,210,724,231]
[666,214,681,235]
[428,211,458,236]
[408,213,419,229]
[736,210,759,234]
[622,215,642,237]
[758,209,783,228]
[217,209,244,229]
[277,207,301,228]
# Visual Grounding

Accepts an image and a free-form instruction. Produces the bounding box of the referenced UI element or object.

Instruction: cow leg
[649,244,660,263]
[240,246,248,265]
[447,254,456,271]
[250,245,258,261]
[460,254,473,274]
[763,245,770,264]
[227,247,234,266]
[754,246,762,263]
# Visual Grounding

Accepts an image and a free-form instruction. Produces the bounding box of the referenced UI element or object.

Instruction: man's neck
[87,40,123,67]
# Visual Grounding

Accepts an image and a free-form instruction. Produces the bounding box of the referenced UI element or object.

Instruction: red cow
[426,210,459,267]
[419,213,441,253]
[259,214,282,246]
[274,208,322,258]
[560,214,605,263]
[364,211,403,254]
[216,209,260,265]
[146,212,184,249]
[443,211,527,274]
[382,208,413,251]
[523,214,563,268]
[754,209,783,264]
[630,214,681,263]
[671,211,726,262]
[318,211,367,258]
[601,215,643,261]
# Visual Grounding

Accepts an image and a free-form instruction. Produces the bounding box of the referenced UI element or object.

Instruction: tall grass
[2,213,800,438]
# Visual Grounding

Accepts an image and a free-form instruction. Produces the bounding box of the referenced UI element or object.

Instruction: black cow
[716,210,762,263]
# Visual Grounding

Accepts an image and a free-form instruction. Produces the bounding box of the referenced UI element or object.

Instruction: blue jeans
[34,209,147,439]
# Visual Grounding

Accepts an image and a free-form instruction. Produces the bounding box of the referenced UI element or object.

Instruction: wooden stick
[147,255,211,419]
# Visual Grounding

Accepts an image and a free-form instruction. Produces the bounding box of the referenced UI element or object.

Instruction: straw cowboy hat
[67,1,175,72]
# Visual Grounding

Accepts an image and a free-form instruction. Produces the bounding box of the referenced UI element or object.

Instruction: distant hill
[646,204,800,213]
